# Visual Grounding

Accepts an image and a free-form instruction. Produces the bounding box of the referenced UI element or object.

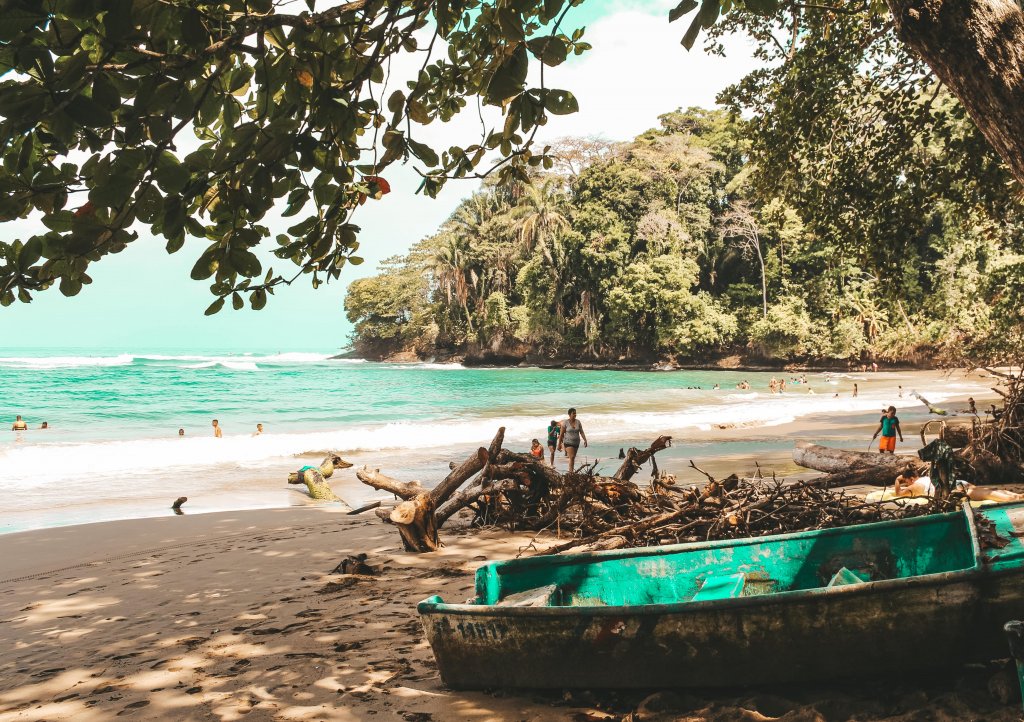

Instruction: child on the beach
[546,420,561,465]
[872,406,903,453]
[530,439,544,460]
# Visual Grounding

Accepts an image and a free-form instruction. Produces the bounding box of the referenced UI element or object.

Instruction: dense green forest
[345,18,1024,366]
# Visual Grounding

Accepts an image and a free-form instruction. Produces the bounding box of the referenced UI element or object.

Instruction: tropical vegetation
[345,82,1023,365]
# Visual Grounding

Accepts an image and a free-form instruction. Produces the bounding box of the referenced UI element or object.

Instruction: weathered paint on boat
[418,501,1024,689]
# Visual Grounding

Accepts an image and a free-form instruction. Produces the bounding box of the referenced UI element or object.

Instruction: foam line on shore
[0,387,973,486]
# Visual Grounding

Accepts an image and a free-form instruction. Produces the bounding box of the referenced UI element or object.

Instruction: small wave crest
[0,354,135,369]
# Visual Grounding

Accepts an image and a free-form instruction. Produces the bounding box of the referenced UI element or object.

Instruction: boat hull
[418,502,1024,689]
[420,575,982,688]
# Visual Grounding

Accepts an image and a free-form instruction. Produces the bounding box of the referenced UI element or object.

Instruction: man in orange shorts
[872,406,903,453]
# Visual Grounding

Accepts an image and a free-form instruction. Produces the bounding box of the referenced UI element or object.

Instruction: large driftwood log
[809,462,921,489]
[792,441,910,473]
[614,435,673,481]
[355,468,425,499]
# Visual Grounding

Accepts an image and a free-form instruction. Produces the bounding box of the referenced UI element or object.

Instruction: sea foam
[0,387,968,487]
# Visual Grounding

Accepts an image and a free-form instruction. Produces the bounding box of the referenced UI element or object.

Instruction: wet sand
[1,506,1021,721]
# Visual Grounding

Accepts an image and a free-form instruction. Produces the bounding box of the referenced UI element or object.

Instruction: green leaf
[204,297,225,315]
[181,9,208,48]
[66,95,114,128]
[0,5,47,42]
[698,0,721,28]
[89,172,138,208]
[232,291,244,310]
[103,0,135,41]
[19,237,43,268]
[485,43,529,104]
[92,74,121,111]
[681,15,703,50]
[230,249,262,278]
[191,247,220,280]
[407,138,439,166]
[496,8,525,42]
[543,89,578,115]
[541,0,565,23]
[250,288,267,310]
[155,152,190,193]
[526,36,567,67]
[669,0,699,22]
[387,90,405,114]
[59,277,83,297]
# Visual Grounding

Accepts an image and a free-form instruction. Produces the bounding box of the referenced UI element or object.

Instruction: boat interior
[477,509,981,608]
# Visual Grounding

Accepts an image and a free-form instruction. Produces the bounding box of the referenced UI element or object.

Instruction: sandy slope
[0,507,1020,721]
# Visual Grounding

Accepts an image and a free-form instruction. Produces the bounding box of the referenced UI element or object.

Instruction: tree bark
[888,0,1024,183]
[792,441,911,473]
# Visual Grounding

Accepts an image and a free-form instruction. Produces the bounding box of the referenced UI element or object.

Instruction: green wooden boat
[418,501,1024,689]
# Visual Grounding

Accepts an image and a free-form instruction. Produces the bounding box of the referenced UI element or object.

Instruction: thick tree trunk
[888,0,1024,183]
[792,441,911,473]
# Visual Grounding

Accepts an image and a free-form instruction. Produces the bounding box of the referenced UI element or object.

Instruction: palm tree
[513,178,570,267]
[432,236,474,333]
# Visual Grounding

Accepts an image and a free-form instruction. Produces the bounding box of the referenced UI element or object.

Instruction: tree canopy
[345,81,1022,364]
[0,0,587,311]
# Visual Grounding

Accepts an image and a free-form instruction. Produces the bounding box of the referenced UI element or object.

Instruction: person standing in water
[557,408,588,474]
[872,406,904,454]
[212,419,223,438]
[253,423,264,436]
[11,415,27,431]
[546,419,561,466]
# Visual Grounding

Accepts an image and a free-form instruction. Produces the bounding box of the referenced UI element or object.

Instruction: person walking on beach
[11,415,27,431]
[872,406,903,454]
[212,419,223,438]
[853,383,859,398]
[546,419,561,465]
[557,408,588,474]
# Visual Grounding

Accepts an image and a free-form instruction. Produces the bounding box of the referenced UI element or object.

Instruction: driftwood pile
[349,427,954,555]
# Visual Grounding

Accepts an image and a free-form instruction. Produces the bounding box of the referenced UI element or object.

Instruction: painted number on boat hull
[455,621,509,641]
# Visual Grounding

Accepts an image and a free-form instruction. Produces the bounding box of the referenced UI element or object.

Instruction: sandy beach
[1,505,1021,722]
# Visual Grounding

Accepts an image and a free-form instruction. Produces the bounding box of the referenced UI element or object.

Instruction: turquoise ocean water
[0,348,989,533]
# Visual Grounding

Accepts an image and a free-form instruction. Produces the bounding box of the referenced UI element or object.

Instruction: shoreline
[2,370,996,536]
[335,349,968,373]
[1,506,1019,721]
